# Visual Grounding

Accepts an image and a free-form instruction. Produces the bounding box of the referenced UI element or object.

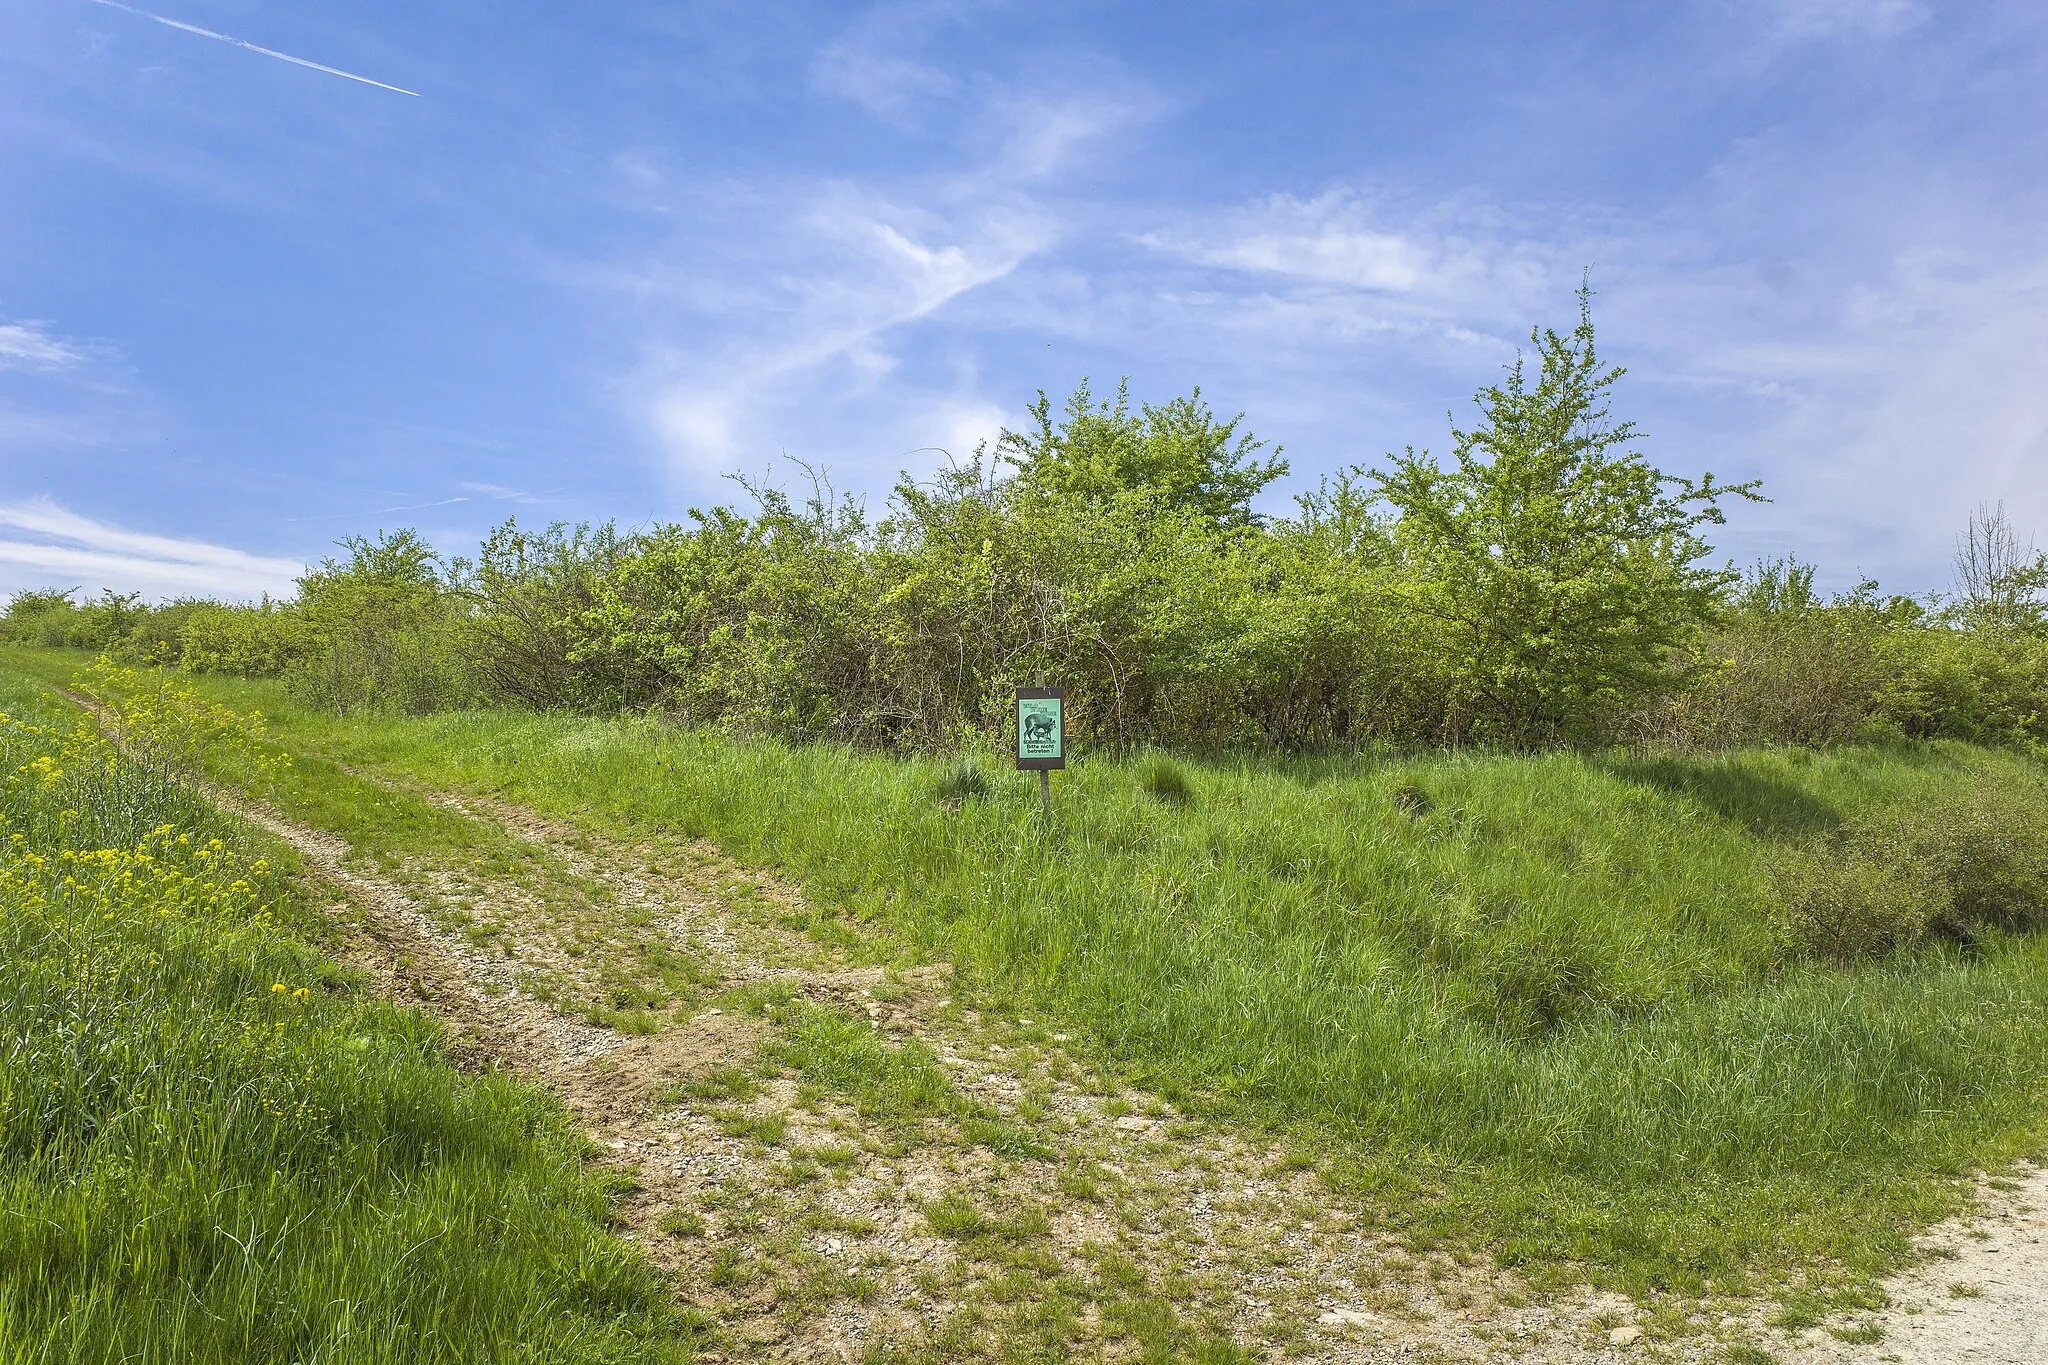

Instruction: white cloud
[1138,190,1565,320]
[614,91,1131,482]
[806,0,967,124]
[636,202,1047,474]
[1761,0,1927,40]
[0,321,90,371]
[0,499,304,602]
[810,45,956,123]
[1143,195,1435,293]
[1189,227,1427,291]
[910,394,1007,464]
[1706,250,2048,576]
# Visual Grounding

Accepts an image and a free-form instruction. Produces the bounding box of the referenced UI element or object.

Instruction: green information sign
[1015,687,1065,770]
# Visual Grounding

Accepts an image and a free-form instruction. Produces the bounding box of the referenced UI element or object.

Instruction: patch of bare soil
[163,753,2046,1364]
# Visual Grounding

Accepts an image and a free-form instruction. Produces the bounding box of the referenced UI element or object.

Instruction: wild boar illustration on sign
[1015,688,1065,772]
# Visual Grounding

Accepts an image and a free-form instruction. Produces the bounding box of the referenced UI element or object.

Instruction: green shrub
[178,599,312,677]
[0,588,77,645]
[1777,786,2048,960]
[291,530,480,715]
[1645,558,2048,754]
[1368,285,1760,745]
[2,589,210,658]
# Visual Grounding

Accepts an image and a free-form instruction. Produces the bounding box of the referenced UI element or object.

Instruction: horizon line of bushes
[7,292,2046,755]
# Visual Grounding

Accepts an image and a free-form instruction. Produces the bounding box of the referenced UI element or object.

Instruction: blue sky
[1,0,2043,601]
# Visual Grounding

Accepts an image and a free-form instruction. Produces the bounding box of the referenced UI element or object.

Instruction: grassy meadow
[0,662,690,1363]
[26,650,2042,1302]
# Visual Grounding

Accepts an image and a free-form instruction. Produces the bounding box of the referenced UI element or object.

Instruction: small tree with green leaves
[997,379,1288,531]
[1372,286,1762,744]
[294,529,477,714]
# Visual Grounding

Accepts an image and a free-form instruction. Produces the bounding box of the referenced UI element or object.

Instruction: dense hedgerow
[6,294,2045,753]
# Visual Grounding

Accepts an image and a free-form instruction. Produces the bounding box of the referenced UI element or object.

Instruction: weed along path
[37,660,2048,1363]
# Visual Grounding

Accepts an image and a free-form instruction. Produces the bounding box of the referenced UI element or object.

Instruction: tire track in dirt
[181,771,1680,1363]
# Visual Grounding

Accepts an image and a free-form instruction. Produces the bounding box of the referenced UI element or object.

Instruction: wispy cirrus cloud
[806,0,980,124]
[1760,0,1927,41]
[1130,188,1571,354]
[810,40,956,124]
[614,86,1148,484]
[0,321,92,371]
[0,499,303,601]
[1141,193,1444,293]
[635,193,1052,472]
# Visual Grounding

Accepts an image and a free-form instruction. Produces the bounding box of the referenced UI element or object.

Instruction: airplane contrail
[85,0,420,97]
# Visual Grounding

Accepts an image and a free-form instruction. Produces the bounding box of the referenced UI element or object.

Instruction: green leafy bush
[1369,285,1760,745]
[1777,786,2048,960]
[178,598,312,676]
[291,530,480,715]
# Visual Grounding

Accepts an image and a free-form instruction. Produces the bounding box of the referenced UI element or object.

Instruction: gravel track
[1783,1163,2048,1365]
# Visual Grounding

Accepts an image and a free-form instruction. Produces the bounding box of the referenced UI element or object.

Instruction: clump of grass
[721,978,800,1016]
[919,1192,1048,1243]
[713,1108,787,1145]
[757,1001,956,1121]
[1136,752,1195,806]
[934,758,992,807]
[1390,780,1435,818]
[1715,1347,1780,1365]
[585,1005,662,1034]
[753,1001,1051,1156]
[675,1065,762,1103]
[921,1193,990,1238]
[658,1207,706,1239]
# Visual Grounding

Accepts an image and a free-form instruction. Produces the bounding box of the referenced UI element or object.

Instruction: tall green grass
[32,655,2048,1292]
[0,667,688,1363]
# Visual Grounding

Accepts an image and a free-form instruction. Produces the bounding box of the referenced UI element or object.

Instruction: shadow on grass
[1605,756,1843,840]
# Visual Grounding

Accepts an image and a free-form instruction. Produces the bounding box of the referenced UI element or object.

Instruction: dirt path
[1781,1163,2048,1365]
[84,693,2037,1363]
[183,766,1666,1361]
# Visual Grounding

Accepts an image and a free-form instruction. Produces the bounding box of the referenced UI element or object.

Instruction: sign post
[1014,686,1065,817]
